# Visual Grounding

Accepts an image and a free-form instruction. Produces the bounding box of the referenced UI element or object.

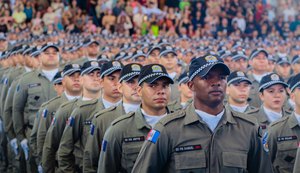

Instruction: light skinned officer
[58,60,122,172]
[98,64,176,173]
[147,44,161,64]
[275,57,291,82]
[291,55,300,74]
[247,73,291,132]
[159,46,180,102]
[12,43,60,172]
[29,71,63,170]
[72,39,100,65]
[225,71,256,113]
[168,72,193,110]
[267,73,300,173]
[231,51,248,73]
[36,64,82,167]
[83,63,142,173]
[132,54,272,173]
[248,48,270,108]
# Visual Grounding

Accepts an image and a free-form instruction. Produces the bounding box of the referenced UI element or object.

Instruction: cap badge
[205,55,218,63]
[112,61,121,67]
[152,65,163,73]
[271,74,280,81]
[237,71,245,77]
[131,64,141,71]
[91,61,99,67]
[72,64,80,68]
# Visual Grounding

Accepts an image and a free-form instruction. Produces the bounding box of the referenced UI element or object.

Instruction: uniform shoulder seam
[245,107,259,114]
[61,98,78,107]
[231,111,257,125]
[111,112,135,125]
[270,116,289,127]
[95,106,117,118]
[159,110,185,126]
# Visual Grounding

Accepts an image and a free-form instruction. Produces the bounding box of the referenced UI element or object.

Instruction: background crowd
[0,0,299,39]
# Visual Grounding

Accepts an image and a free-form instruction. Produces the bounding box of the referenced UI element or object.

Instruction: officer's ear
[226,85,230,95]
[137,84,142,97]
[187,80,195,92]
[259,91,264,102]
[117,82,123,94]
[290,92,296,102]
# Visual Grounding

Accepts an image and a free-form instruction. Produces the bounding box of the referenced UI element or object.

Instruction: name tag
[28,83,41,88]
[175,145,202,152]
[277,136,297,142]
[123,136,145,143]
[84,120,92,125]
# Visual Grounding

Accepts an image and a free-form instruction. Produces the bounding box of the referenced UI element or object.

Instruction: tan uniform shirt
[58,99,105,172]
[267,113,300,173]
[247,73,261,108]
[42,98,79,173]
[132,103,272,173]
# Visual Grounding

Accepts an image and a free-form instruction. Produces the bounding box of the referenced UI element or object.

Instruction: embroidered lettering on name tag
[277,136,297,142]
[28,83,41,88]
[123,136,145,143]
[175,145,202,152]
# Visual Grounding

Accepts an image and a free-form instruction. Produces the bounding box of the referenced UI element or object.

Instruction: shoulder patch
[111,112,135,126]
[95,106,117,118]
[159,110,186,126]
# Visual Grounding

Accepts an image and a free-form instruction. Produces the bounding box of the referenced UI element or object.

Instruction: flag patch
[42,109,48,118]
[51,117,56,125]
[147,129,160,144]
[90,124,95,135]
[67,116,74,127]
[102,140,107,152]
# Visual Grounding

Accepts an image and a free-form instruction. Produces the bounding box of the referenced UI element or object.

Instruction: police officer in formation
[2,33,300,173]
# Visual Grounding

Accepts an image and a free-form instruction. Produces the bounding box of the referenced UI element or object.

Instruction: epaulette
[95,105,117,118]
[159,110,186,126]
[231,111,257,125]
[269,116,289,127]
[46,95,61,104]
[245,107,259,114]
[111,111,135,125]
[78,99,98,107]
[60,98,78,108]
[283,108,293,115]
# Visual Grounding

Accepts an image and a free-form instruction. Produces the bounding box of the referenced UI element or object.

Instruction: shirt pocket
[28,86,43,110]
[174,150,206,173]
[275,140,297,172]
[222,151,248,173]
[122,143,143,172]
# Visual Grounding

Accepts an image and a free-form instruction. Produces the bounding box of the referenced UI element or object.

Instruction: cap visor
[145,75,174,85]
[63,69,81,77]
[259,81,288,92]
[81,67,101,75]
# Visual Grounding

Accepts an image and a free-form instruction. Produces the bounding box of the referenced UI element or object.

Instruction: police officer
[58,60,122,172]
[225,71,256,113]
[291,55,300,75]
[147,43,161,64]
[275,57,291,82]
[267,73,300,173]
[29,71,63,171]
[83,63,142,173]
[231,51,248,73]
[12,43,59,172]
[98,64,175,173]
[132,54,272,173]
[248,48,270,108]
[36,64,82,167]
[168,72,193,110]
[73,39,100,65]
[247,73,291,132]
[158,46,180,101]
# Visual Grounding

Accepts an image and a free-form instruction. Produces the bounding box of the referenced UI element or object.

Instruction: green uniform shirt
[98,106,177,173]
[247,106,292,134]
[12,69,57,141]
[42,98,79,173]
[293,146,300,173]
[267,113,300,173]
[83,103,125,173]
[37,93,68,164]
[58,98,105,172]
[132,103,272,173]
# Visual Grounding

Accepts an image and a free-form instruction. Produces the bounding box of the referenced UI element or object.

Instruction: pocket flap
[175,150,206,170]
[222,151,247,169]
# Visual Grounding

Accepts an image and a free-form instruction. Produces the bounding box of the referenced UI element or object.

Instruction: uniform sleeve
[97,125,123,173]
[12,79,28,141]
[42,106,68,173]
[293,146,300,173]
[0,76,9,119]
[247,126,273,173]
[37,106,52,163]
[267,127,278,164]
[57,110,81,173]
[132,122,170,173]
[83,118,100,173]
[3,81,17,140]
[29,105,44,164]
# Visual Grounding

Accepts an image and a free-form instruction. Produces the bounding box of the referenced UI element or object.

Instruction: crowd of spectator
[0,0,299,40]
